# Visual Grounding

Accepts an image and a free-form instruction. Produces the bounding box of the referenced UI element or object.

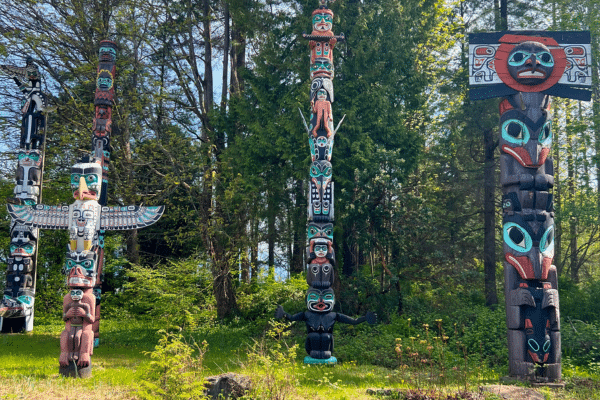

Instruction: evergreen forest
[1,0,600,399]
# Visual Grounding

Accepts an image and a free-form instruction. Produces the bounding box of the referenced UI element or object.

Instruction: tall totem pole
[0,57,48,333]
[276,0,375,364]
[469,31,592,381]
[7,41,165,378]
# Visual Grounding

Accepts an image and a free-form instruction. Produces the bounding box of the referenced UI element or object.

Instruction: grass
[1,316,600,400]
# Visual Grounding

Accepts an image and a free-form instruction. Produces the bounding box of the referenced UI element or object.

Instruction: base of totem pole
[0,316,26,333]
[304,356,337,365]
[59,361,92,378]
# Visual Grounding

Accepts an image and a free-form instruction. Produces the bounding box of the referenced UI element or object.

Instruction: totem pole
[469,31,592,381]
[0,57,48,333]
[7,41,165,378]
[275,0,375,365]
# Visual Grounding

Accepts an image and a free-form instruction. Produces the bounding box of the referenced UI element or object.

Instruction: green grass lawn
[1,317,600,400]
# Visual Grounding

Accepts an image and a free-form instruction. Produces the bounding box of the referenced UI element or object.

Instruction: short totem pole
[8,41,165,378]
[275,0,375,365]
[0,57,49,333]
[469,31,592,381]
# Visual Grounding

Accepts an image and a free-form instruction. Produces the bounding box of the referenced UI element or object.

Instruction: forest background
[1,0,600,396]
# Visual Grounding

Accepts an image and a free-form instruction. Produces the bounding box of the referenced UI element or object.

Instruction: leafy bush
[562,319,600,367]
[240,319,299,400]
[108,258,215,329]
[138,329,209,400]
[236,273,306,325]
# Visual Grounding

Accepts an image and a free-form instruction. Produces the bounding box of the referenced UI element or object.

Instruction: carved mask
[503,212,554,280]
[500,110,552,168]
[507,41,554,86]
[71,160,103,200]
[307,288,334,312]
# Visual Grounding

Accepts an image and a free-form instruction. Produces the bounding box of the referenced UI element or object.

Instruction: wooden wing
[0,64,27,81]
[99,205,164,230]
[7,204,70,230]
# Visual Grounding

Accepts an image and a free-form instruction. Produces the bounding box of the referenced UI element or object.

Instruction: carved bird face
[71,160,102,200]
[503,213,554,280]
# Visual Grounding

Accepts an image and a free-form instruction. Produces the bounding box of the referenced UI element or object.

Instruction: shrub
[138,329,209,400]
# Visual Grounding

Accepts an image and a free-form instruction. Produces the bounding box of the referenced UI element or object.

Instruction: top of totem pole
[468,30,592,101]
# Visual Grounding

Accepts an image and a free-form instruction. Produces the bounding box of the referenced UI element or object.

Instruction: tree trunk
[291,179,304,274]
[483,127,498,307]
[566,102,579,282]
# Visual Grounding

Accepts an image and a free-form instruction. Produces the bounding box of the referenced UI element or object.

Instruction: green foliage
[562,319,600,370]
[241,319,300,400]
[560,276,600,324]
[111,258,215,329]
[237,273,306,325]
[138,329,209,400]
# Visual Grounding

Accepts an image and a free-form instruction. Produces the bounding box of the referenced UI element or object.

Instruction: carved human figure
[307,237,335,265]
[59,285,95,369]
[275,289,376,360]
[311,89,333,138]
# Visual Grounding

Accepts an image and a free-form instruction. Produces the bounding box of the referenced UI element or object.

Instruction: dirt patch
[482,384,545,400]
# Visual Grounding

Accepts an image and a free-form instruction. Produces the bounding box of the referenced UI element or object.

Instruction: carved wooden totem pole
[8,41,165,378]
[0,57,48,333]
[275,0,375,365]
[469,31,592,381]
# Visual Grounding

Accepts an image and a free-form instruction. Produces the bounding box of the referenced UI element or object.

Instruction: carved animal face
[307,263,334,289]
[500,111,552,168]
[71,160,103,200]
[507,41,554,86]
[64,250,98,281]
[307,222,333,242]
[307,288,335,312]
[17,150,42,167]
[503,213,554,280]
[311,58,334,80]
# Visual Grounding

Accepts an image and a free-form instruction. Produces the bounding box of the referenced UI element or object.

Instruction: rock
[204,373,252,399]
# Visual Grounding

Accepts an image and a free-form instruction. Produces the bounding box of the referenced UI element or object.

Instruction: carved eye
[504,223,532,252]
[311,266,319,275]
[543,340,551,353]
[322,265,331,274]
[324,294,334,301]
[528,338,540,352]
[539,121,552,145]
[537,52,554,67]
[540,225,554,254]
[502,119,530,145]
[509,51,530,66]
[308,293,319,301]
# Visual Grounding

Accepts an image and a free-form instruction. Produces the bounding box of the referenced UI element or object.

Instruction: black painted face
[507,41,554,85]
[307,288,334,312]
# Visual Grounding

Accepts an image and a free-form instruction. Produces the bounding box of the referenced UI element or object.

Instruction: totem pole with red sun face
[275,0,375,365]
[469,31,592,382]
